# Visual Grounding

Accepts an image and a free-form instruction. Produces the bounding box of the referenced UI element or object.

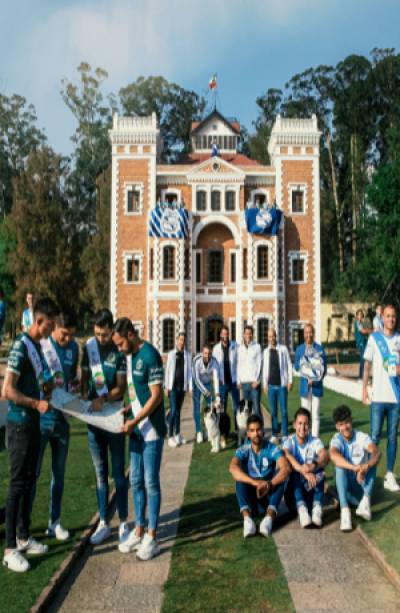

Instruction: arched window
[211,191,221,211]
[163,246,175,280]
[196,190,207,212]
[257,245,269,280]
[225,190,236,211]
[162,319,175,353]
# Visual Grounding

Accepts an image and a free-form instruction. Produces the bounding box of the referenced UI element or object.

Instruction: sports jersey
[330,430,372,466]
[41,336,79,426]
[81,339,126,400]
[235,440,282,480]
[363,332,400,403]
[283,433,324,465]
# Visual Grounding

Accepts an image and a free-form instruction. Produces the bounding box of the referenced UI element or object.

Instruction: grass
[0,418,101,613]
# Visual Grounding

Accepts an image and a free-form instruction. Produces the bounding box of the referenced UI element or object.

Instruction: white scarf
[41,337,65,388]
[87,337,108,397]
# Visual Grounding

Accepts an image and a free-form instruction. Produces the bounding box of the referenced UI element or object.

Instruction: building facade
[109,110,321,356]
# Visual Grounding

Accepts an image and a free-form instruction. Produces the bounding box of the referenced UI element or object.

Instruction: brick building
[109,109,321,356]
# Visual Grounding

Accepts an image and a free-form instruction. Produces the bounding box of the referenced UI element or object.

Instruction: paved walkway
[50,399,194,613]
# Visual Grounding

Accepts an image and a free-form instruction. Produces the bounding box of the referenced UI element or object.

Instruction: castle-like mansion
[109,109,321,356]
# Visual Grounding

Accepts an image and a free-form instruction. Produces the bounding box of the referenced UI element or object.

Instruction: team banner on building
[149,205,189,239]
[245,206,282,236]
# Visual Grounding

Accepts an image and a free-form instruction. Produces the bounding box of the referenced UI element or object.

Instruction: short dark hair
[177,331,186,339]
[94,308,113,329]
[220,324,229,334]
[33,297,59,319]
[247,414,263,429]
[333,405,352,424]
[113,317,137,338]
[383,303,397,314]
[294,407,311,423]
[202,343,212,352]
[244,325,254,335]
[56,309,78,329]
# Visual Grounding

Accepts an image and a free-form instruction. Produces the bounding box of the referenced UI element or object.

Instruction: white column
[178,239,185,332]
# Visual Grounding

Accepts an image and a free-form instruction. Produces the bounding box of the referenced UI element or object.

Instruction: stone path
[50,399,194,613]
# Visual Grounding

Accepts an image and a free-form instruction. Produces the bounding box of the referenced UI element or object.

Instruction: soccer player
[164,332,192,448]
[263,328,293,441]
[192,345,220,443]
[237,325,262,417]
[213,325,240,422]
[283,408,329,528]
[330,405,380,531]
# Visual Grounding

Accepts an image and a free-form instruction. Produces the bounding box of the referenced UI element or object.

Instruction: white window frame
[195,188,208,213]
[255,241,272,283]
[288,320,307,354]
[161,188,182,205]
[123,251,143,285]
[207,248,224,286]
[224,186,239,214]
[288,183,308,215]
[195,250,202,285]
[229,249,237,285]
[228,317,237,342]
[210,187,222,213]
[161,242,177,283]
[124,182,144,216]
[254,313,273,348]
[250,188,270,207]
[160,313,178,355]
[288,250,308,285]
[132,320,144,337]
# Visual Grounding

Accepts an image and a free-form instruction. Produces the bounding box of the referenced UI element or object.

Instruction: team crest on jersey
[66,350,73,360]
[262,457,269,467]
[136,359,143,370]
[107,353,116,364]
[14,340,23,350]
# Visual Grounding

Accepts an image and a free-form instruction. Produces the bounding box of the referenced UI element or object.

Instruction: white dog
[204,400,221,453]
[236,399,253,446]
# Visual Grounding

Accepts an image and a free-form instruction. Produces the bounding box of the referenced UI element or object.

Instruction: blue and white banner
[149,206,189,239]
[245,206,282,236]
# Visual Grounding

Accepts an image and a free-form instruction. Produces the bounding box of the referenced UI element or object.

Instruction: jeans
[192,382,212,433]
[5,420,41,549]
[241,383,261,418]
[130,436,164,531]
[31,419,70,523]
[220,382,240,416]
[168,389,185,437]
[370,402,399,472]
[235,480,284,516]
[335,466,376,509]
[88,425,128,522]
[359,355,365,379]
[268,385,288,436]
[290,471,324,510]
[300,393,321,437]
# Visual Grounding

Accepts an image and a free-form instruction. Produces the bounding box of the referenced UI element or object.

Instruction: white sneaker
[176,434,186,445]
[340,508,352,532]
[196,432,204,443]
[3,549,30,572]
[259,515,273,537]
[384,472,400,492]
[298,504,312,528]
[168,437,178,448]
[16,537,48,555]
[46,520,70,541]
[118,522,130,544]
[118,529,142,553]
[243,516,256,538]
[136,534,160,561]
[312,504,323,527]
[356,496,371,521]
[90,520,111,545]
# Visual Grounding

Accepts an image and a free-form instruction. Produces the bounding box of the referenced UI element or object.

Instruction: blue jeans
[32,419,70,523]
[241,383,261,418]
[235,480,284,516]
[370,402,399,472]
[169,389,185,437]
[290,471,324,510]
[192,382,212,433]
[88,426,128,522]
[268,385,288,436]
[130,436,164,531]
[335,466,376,509]
[220,382,240,416]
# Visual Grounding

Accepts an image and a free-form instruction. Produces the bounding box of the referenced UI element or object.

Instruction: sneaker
[384,472,400,492]
[176,434,186,446]
[340,508,352,532]
[118,522,130,544]
[136,534,160,561]
[46,520,70,541]
[312,504,323,527]
[243,516,256,538]
[259,515,273,537]
[90,520,111,545]
[168,437,178,448]
[3,549,30,573]
[196,432,204,444]
[356,496,371,521]
[298,504,312,528]
[118,529,142,553]
[16,537,48,555]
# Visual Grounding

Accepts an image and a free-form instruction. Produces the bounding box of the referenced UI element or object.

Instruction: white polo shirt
[364,332,400,403]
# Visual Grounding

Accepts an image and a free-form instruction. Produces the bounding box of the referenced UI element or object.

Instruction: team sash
[87,337,108,397]
[126,353,158,441]
[372,332,400,404]
[21,335,46,399]
[41,338,65,389]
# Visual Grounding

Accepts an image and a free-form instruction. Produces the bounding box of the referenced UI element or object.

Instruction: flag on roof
[208,74,217,90]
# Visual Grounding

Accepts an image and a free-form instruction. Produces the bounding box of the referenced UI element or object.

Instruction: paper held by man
[51,388,124,434]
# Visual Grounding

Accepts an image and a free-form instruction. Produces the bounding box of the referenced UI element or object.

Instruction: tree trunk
[326,130,345,273]
[351,133,357,265]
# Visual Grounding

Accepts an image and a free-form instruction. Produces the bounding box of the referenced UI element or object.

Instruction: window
[162,319,175,353]
[230,252,236,283]
[278,241,283,280]
[149,248,154,280]
[196,252,202,284]
[243,248,248,280]
[202,135,207,149]
[257,245,269,280]
[228,136,234,149]
[165,192,178,204]
[225,190,235,211]
[211,191,221,211]
[163,246,175,280]
[223,136,228,149]
[230,320,236,342]
[196,191,207,212]
[257,318,269,350]
[254,193,267,207]
[208,250,223,283]
[196,320,201,353]
[184,248,190,280]
[127,189,140,213]
[292,190,304,213]
[292,327,305,351]
[125,254,141,284]
[292,258,305,282]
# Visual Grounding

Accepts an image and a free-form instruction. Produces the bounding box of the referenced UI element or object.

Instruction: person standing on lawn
[2,297,59,573]
[164,332,191,448]
[21,292,34,332]
[354,309,372,379]
[192,344,221,442]
[362,304,400,492]
[237,325,262,417]
[213,325,240,423]
[81,308,129,547]
[113,318,166,561]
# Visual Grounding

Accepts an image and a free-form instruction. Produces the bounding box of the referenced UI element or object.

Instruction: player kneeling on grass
[330,405,380,532]
[229,414,290,538]
[283,408,329,528]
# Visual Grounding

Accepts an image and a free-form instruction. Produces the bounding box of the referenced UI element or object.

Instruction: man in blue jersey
[330,405,380,531]
[230,414,290,538]
[31,310,79,541]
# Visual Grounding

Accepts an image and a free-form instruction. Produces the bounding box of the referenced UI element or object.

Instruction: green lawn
[0,418,100,613]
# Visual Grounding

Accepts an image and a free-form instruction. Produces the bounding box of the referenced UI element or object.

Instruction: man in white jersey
[362,304,400,492]
[237,325,262,417]
[283,408,329,528]
[330,405,380,531]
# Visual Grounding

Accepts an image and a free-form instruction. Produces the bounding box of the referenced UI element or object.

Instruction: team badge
[255,209,273,230]
[160,208,180,234]
[136,359,143,370]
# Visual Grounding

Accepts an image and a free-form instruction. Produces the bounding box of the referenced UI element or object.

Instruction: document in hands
[51,388,124,434]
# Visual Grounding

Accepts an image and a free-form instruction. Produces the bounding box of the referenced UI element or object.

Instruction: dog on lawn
[236,399,253,446]
[204,399,231,453]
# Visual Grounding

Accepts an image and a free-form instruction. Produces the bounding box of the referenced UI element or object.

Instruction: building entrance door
[206,318,223,346]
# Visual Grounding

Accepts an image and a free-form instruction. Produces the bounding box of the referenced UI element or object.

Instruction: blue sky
[1,0,399,155]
